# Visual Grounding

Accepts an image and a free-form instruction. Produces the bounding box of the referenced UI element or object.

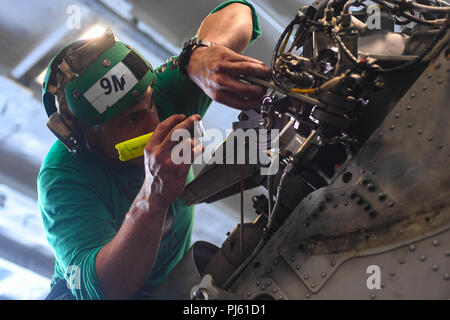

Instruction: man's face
[87,86,159,165]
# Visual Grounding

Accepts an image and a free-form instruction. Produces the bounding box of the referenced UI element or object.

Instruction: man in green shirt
[38,1,270,299]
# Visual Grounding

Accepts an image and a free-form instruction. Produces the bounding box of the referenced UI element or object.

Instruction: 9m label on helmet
[84,62,138,114]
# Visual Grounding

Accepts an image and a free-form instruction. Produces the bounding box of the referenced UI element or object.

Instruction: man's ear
[86,125,99,151]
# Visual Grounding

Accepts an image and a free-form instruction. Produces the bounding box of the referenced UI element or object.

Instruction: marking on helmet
[84,62,138,114]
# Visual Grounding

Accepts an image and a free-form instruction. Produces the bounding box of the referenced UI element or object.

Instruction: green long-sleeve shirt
[38,0,261,299]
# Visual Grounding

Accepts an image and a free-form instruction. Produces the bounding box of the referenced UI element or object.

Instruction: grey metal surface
[149,241,219,300]
[224,45,450,299]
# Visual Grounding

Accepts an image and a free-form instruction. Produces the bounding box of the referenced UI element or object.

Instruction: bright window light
[80,24,107,40]
[35,68,47,85]
[35,25,119,85]
[80,24,118,40]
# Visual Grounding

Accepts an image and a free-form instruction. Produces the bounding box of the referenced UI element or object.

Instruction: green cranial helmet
[42,27,154,152]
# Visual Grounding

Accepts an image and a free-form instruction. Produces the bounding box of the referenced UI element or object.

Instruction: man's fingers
[216,61,271,79]
[162,114,201,148]
[224,50,266,65]
[150,114,187,144]
[213,74,266,99]
[213,89,262,110]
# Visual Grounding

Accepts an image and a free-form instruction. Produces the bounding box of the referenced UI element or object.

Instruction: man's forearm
[95,196,169,300]
[196,3,254,53]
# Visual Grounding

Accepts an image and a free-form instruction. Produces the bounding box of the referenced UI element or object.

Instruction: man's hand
[140,114,202,208]
[187,45,271,110]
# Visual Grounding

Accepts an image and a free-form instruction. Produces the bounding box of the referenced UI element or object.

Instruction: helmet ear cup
[47,113,80,153]
[46,90,85,153]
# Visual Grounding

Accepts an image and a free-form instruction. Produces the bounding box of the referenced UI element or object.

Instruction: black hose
[371,0,447,27]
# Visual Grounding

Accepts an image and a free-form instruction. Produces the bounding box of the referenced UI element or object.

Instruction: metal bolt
[444,273,450,281]
[266,267,272,274]
[409,244,416,251]
[344,201,349,206]
[417,129,423,135]
[432,240,439,246]
[321,272,327,278]
[427,136,433,142]
[381,283,385,289]
[132,90,139,98]
[420,254,427,262]
[364,204,371,211]
[370,294,376,299]
[266,280,272,286]
[272,288,277,293]
[395,113,400,118]
[406,105,412,111]
[311,282,316,288]
[378,193,386,201]
[427,73,432,79]
[437,78,443,84]
[256,280,261,286]
[399,258,405,264]
[305,294,311,299]
[422,85,428,91]
[261,284,266,290]
[273,258,279,265]
[296,264,301,270]
[408,122,413,128]
[410,92,416,99]
[389,125,395,130]
[73,89,81,98]
[432,264,439,271]
[378,132,383,137]
[303,274,309,280]
[388,202,394,208]
[247,290,252,297]
[367,184,376,192]
[390,270,396,276]
[290,256,295,262]
[445,250,450,257]
[102,59,111,67]
[330,260,336,267]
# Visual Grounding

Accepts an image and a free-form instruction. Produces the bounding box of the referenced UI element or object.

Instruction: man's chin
[125,156,145,166]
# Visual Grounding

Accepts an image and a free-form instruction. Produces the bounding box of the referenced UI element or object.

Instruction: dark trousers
[45,278,76,300]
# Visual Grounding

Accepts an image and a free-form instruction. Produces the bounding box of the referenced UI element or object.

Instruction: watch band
[177,37,215,75]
